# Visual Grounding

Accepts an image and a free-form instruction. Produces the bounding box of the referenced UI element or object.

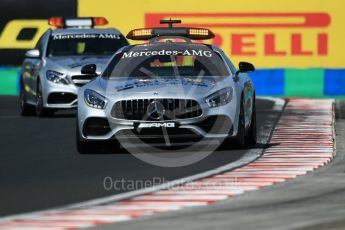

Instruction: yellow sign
[79,0,345,68]
[0,20,47,49]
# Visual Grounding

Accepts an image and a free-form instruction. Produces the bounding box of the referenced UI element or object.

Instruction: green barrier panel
[284,69,325,98]
[0,68,19,95]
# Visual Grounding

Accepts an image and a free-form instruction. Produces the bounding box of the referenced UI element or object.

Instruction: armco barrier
[1,67,344,98]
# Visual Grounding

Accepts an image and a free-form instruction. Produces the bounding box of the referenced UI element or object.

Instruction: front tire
[36,82,54,117]
[234,98,246,147]
[246,96,257,146]
[219,97,246,150]
[19,84,35,116]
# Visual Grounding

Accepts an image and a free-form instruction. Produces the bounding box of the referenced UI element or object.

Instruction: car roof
[51,28,123,35]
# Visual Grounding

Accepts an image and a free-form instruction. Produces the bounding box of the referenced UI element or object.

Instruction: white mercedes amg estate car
[76,19,256,153]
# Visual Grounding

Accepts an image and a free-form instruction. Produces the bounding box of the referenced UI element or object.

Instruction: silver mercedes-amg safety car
[20,17,128,117]
[76,20,256,153]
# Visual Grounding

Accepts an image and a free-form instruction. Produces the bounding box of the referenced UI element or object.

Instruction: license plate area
[134,122,178,129]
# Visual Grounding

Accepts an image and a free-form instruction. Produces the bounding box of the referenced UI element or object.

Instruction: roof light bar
[133,29,153,36]
[93,17,108,26]
[189,28,209,36]
[126,27,214,41]
[48,17,108,28]
[65,18,93,27]
[48,17,64,28]
[127,19,214,41]
[127,29,153,40]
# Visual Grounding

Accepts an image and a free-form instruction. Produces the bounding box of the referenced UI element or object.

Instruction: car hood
[97,76,230,98]
[46,56,110,75]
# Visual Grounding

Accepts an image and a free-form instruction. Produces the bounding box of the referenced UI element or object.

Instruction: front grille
[111,99,202,120]
[71,74,96,87]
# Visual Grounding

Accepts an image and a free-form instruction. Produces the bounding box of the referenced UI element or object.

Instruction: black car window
[46,34,128,57]
[103,43,231,78]
[34,33,46,57]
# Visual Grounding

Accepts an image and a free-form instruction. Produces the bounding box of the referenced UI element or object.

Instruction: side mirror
[235,61,255,78]
[25,49,40,58]
[81,64,97,75]
[239,61,255,73]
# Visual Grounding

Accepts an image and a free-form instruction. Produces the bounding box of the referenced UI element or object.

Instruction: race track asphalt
[0,96,282,217]
[101,101,345,230]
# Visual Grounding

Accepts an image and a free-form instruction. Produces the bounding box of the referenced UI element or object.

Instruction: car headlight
[84,89,107,109]
[205,87,234,107]
[46,70,69,85]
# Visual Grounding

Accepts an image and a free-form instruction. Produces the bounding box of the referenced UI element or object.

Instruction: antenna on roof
[160,18,181,28]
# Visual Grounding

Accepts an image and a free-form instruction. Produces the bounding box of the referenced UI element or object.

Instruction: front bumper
[78,96,239,142]
[42,81,79,109]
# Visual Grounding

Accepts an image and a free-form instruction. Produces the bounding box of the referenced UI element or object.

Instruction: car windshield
[102,43,231,78]
[47,33,128,57]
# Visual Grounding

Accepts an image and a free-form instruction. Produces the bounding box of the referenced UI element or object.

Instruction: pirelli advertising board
[0,0,343,68]
[77,0,345,69]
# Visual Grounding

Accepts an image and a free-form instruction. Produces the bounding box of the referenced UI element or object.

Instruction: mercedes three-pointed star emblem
[147,100,165,120]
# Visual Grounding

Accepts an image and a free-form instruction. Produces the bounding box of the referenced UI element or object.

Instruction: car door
[30,33,48,101]
[22,55,35,101]
[21,34,44,102]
